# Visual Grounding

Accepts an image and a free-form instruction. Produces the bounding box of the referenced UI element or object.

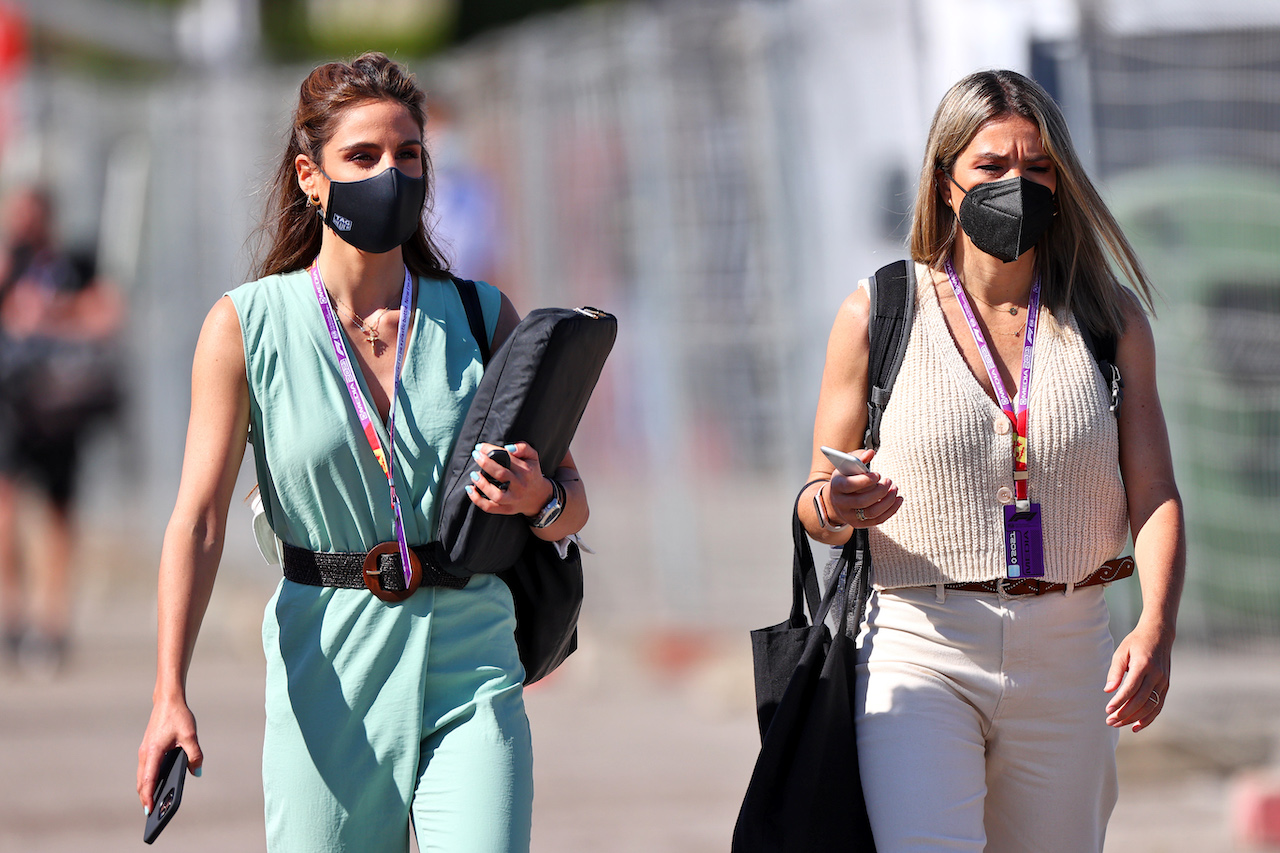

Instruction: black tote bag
[732,505,876,852]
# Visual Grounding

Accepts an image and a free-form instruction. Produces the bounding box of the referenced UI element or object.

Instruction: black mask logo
[948,174,1055,263]
[320,166,426,254]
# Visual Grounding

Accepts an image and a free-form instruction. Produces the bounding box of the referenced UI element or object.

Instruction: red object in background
[1233,774,1280,848]
[0,2,26,80]
[641,629,716,679]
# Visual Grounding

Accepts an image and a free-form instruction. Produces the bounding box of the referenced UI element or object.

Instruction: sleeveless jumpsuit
[228,270,533,853]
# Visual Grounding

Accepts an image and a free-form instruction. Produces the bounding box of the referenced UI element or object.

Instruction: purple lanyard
[308,262,416,586]
[944,258,1041,508]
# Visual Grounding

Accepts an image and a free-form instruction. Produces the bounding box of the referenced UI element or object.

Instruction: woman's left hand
[466,441,554,517]
[1105,304,1184,735]
[1104,619,1174,732]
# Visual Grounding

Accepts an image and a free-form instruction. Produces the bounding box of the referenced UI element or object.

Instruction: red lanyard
[944,259,1041,512]
[309,262,415,586]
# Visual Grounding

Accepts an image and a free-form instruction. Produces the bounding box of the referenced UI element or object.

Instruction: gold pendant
[364,328,379,345]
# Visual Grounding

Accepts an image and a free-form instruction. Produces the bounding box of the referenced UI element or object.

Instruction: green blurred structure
[1110,165,1280,643]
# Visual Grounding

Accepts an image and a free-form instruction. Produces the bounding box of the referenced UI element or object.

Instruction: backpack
[863,260,1123,451]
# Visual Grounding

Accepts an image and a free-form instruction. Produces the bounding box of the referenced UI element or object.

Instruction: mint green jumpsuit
[228,270,532,853]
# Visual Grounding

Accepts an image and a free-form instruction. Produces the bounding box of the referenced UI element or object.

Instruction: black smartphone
[144,747,188,844]
[485,447,511,490]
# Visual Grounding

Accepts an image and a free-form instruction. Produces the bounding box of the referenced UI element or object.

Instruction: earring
[308,194,320,207]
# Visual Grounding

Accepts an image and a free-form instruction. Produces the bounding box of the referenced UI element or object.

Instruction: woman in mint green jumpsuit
[137,53,589,853]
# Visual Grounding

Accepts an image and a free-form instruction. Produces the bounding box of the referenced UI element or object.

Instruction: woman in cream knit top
[800,71,1185,853]
[866,263,1130,590]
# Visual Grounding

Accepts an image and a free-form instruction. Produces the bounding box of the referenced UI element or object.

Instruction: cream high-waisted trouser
[855,584,1119,853]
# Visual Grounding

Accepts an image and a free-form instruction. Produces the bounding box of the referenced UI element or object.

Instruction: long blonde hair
[909,70,1154,338]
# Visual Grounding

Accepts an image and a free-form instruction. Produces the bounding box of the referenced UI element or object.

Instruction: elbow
[165,509,227,557]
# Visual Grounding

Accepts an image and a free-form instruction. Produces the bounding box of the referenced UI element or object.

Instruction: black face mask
[948,174,1055,263]
[320,166,426,254]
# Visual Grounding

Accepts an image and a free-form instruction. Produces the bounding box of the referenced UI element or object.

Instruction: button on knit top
[866,263,1129,589]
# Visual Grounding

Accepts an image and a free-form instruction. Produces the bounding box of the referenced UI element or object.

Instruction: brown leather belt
[942,556,1134,596]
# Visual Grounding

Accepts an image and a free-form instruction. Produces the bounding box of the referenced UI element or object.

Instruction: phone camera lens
[159,790,174,818]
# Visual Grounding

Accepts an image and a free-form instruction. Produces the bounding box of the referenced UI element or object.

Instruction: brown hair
[909,69,1154,338]
[253,52,450,280]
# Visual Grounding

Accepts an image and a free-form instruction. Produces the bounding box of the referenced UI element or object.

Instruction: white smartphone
[821,445,870,476]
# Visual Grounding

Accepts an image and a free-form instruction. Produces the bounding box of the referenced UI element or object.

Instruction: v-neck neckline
[332,278,418,436]
[922,267,1047,413]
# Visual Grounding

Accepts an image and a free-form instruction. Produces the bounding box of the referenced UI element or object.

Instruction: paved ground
[1,516,1278,852]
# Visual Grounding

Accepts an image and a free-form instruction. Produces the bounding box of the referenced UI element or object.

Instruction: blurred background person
[427,92,504,284]
[0,184,123,673]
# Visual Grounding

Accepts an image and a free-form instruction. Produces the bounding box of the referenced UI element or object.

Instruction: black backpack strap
[1078,321,1123,418]
[864,260,916,451]
[450,274,491,366]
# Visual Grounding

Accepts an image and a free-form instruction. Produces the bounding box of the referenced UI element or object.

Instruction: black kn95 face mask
[949,173,1055,263]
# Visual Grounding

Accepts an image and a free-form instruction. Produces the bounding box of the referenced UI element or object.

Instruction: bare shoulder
[831,285,871,350]
[204,294,242,333]
[194,296,247,377]
[1116,290,1157,368]
[490,290,521,351]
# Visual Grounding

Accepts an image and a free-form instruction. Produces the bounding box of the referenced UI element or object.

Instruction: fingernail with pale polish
[465,485,475,496]
[472,449,482,461]
[470,471,481,483]
[193,766,202,778]
[505,444,518,452]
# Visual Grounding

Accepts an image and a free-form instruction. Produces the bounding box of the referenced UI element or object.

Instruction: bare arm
[1104,303,1186,732]
[137,296,250,810]
[801,287,901,544]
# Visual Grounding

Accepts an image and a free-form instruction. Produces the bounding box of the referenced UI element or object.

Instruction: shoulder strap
[1077,321,1123,418]
[863,260,916,451]
[450,274,492,366]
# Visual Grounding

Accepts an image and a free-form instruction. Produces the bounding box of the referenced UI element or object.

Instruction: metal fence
[7,0,1280,637]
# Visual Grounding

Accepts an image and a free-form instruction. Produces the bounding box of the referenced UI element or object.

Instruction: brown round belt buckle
[363,542,421,603]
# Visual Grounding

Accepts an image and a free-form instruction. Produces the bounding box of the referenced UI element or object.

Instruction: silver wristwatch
[528,478,565,529]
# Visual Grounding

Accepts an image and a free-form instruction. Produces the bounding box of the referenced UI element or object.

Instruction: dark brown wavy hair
[253,52,450,280]
[910,70,1155,338]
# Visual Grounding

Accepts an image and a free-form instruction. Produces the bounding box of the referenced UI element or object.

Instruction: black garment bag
[438,278,616,684]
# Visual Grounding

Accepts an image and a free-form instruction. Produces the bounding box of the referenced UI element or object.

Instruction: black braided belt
[942,556,1134,596]
[281,541,469,599]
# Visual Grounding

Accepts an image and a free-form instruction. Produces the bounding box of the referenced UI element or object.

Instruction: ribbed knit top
[227,269,500,554]
[867,263,1129,589]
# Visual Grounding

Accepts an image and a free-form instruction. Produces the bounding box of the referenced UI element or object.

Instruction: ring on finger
[1149,690,1161,704]
[855,507,867,522]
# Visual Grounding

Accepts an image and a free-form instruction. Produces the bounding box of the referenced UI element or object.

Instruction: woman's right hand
[137,697,203,814]
[823,449,903,528]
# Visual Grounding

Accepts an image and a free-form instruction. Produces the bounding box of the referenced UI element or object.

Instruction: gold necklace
[329,293,392,345]
[948,269,1026,316]
[964,287,1022,316]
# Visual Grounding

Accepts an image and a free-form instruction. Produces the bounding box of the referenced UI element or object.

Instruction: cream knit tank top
[866,263,1129,589]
